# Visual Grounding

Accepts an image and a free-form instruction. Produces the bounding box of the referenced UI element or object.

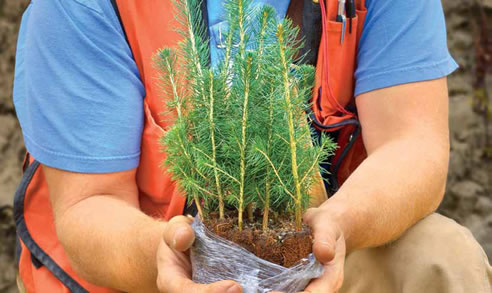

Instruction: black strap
[309,86,362,194]
[109,0,120,20]
[109,0,130,45]
[14,161,89,293]
[309,108,361,194]
[299,0,322,66]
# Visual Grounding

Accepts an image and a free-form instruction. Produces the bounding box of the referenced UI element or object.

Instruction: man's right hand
[44,164,242,292]
[157,216,242,293]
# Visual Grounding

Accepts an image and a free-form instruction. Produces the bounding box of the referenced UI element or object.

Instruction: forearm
[322,135,449,252]
[55,195,164,293]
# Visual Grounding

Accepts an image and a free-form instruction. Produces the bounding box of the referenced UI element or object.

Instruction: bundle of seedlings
[155,0,335,291]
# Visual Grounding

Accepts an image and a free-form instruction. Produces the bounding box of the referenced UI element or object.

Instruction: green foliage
[155,0,336,231]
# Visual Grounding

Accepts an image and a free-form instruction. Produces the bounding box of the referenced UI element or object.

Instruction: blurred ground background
[0,0,491,292]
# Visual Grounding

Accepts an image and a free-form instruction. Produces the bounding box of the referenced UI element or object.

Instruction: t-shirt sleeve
[354,0,458,96]
[13,0,145,173]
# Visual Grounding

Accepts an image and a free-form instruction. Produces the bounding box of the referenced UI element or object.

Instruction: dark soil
[204,212,313,268]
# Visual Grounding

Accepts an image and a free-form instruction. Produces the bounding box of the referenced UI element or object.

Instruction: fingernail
[226,284,241,293]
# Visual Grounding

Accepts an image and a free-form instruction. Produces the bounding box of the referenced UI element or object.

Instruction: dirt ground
[440,0,492,259]
[0,1,30,292]
[0,0,491,292]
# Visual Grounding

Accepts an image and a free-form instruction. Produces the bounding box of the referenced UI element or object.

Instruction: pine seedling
[156,0,336,232]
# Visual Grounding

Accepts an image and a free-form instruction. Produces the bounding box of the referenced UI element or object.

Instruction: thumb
[304,208,340,264]
[202,280,242,293]
[175,279,242,293]
[163,215,195,251]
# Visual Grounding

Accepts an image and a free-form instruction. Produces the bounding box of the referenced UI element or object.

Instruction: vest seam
[108,0,131,46]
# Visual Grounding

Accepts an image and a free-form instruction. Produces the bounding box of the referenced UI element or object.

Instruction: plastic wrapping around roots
[191,219,325,293]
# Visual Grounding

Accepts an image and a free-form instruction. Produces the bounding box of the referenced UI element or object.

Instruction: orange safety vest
[14,0,367,292]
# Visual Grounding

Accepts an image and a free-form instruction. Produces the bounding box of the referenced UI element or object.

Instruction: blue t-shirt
[13,0,457,173]
[207,0,290,68]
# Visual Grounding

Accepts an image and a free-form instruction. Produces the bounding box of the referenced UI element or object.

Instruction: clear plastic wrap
[191,219,325,293]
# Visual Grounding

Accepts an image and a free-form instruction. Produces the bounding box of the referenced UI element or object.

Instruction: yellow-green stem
[256,9,270,77]
[278,24,303,231]
[262,87,275,232]
[238,0,246,57]
[237,0,249,232]
[184,0,203,77]
[247,203,254,222]
[220,17,235,104]
[164,57,207,181]
[238,57,252,232]
[163,55,207,215]
[192,192,204,218]
[222,21,235,80]
[208,71,224,219]
[262,180,271,231]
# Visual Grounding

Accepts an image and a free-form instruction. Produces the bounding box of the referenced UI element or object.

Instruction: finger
[313,237,336,264]
[303,207,317,223]
[304,208,338,264]
[163,215,195,251]
[159,273,242,293]
[176,279,242,293]
[305,235,346,293]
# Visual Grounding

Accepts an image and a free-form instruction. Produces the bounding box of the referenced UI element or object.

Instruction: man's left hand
[302,207,347,293]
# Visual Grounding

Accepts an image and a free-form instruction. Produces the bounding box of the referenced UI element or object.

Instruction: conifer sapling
[155,0,335,236]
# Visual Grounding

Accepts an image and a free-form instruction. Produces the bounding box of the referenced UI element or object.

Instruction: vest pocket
[136,100,186,219]
[137,100,169,207]
[315,14,359,118]
[310,7,368,191]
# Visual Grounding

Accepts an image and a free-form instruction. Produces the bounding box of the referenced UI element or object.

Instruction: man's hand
[270,207,346,293]
[288,77,450,293]
[157,216,242,293]
[302,208,346,293]
[44,165,242,293]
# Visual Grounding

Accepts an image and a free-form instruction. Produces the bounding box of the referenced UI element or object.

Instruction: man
[13,0,492,292]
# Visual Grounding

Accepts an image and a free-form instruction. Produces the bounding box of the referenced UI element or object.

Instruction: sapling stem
[185,0,220,215]
[263,88,275,232]
[256,8,270,78]
[208,71,225,219]
[247,203,254,222]
[165,86,202,180]
[158,51,208,215]
[237,0,249,232]
[238,56,252,232]
[238,0,246,57]
[192,191,204,218]
[256,148,295,200]
[277,24,303,232]
[183,0,203,78]
[262,180,271,231]
[159,0,334,239]
[258,9,273,232]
